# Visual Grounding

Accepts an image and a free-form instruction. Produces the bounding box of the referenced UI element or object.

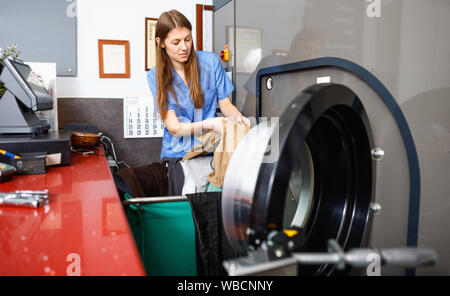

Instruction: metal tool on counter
[0,189,49,208]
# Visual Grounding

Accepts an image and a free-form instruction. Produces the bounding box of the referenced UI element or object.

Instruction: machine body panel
[215,0,450,275]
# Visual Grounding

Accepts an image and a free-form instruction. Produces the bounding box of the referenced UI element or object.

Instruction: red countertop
[0,149,146,276]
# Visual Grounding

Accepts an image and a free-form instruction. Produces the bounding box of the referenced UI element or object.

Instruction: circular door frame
[250,84,374,275]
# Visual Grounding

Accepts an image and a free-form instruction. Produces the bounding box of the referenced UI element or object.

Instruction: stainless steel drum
[222,83,375,275]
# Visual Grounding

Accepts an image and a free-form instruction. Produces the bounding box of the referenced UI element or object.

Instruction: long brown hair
[155,10,203,120]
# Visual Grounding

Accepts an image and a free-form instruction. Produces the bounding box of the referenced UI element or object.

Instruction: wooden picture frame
[145,17,158,71]
[98,39,130,78]
[196,4,214,51]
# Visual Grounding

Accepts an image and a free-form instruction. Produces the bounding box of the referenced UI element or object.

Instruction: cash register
[0,58,70,166]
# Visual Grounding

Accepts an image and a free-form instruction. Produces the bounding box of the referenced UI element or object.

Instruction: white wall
[57,0,212,98]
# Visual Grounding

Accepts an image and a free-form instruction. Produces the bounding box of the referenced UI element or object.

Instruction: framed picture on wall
[145,17,158,71]
[98,39,130,78]
[196,4,214,51]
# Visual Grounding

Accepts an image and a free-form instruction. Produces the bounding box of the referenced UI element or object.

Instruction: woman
[147,10,249,194]
[147,9,249,160]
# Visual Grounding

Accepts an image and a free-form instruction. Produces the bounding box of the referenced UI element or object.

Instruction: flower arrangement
[0,43,21,62]
[0,43,22,97]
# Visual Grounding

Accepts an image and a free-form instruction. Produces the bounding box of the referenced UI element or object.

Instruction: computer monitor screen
[0,59,52,111]
[10,60,50,98]
[11,60,32,82]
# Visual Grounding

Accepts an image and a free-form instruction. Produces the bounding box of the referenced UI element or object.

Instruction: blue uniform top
[147,50,234,159]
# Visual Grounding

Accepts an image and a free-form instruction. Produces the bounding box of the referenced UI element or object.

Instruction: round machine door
[222,83,375,275]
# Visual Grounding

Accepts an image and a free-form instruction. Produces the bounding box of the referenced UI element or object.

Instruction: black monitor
[0,59,52,134]
[0,58,52,111]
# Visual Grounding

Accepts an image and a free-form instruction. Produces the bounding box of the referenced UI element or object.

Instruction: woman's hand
[233,116,251,128]
[218,98,251,128]
[203,117,225,134]
[202,116,251,135]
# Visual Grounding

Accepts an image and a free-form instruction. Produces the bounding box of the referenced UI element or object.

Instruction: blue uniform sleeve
[213,53,234,101]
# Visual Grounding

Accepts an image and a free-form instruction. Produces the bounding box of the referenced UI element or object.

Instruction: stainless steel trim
[122,195,188,206]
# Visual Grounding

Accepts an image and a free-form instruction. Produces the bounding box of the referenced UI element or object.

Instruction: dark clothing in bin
[113,174,135,200]
[161,157,184,196]
[187,192,239,276]
[115,162,168,197]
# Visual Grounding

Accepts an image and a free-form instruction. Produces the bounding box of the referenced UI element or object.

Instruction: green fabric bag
[124,193,197,276]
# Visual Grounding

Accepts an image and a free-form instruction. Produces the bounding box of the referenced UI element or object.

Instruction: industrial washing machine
[213,0,450,276]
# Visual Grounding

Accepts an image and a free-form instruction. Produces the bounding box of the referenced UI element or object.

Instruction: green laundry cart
[123,193,197,276]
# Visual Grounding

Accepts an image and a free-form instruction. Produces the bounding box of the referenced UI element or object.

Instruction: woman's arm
[163,109,224,137]
[163,97,250,137]
[218,97,251,127]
